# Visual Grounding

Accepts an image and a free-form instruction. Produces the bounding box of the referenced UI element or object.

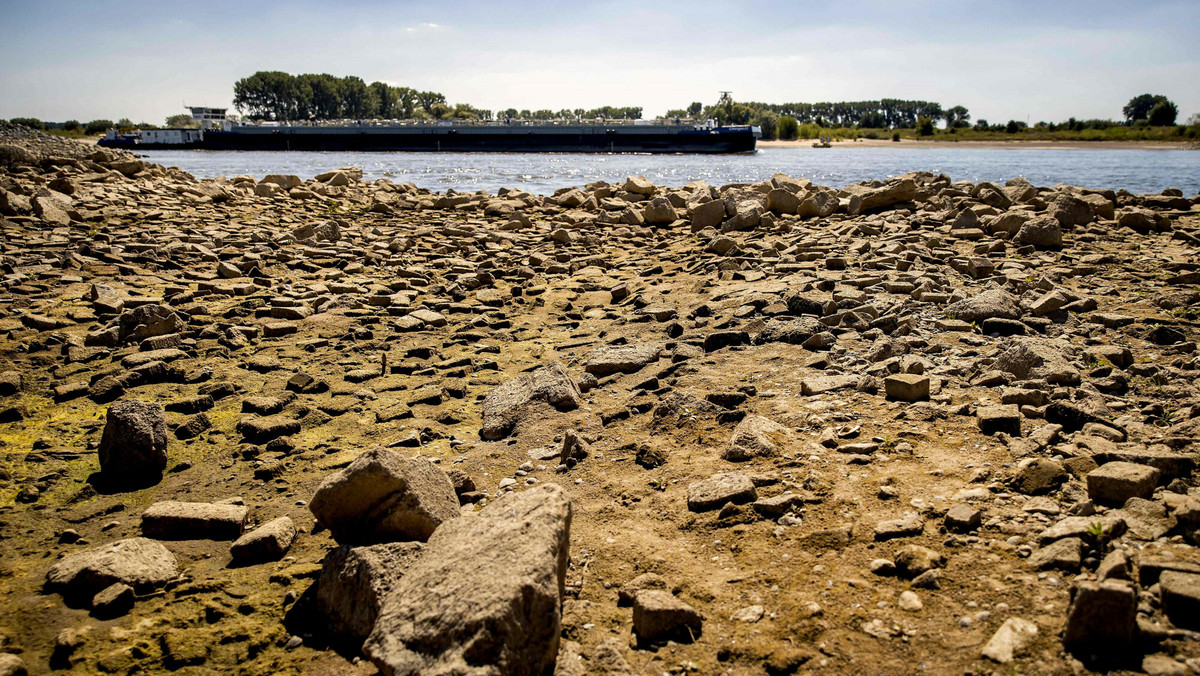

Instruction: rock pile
[2,130,1200,673]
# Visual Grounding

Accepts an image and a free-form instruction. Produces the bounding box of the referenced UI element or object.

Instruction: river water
[135,146,1200,196]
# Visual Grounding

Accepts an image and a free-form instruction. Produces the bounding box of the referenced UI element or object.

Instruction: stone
[1142,655,1189,676]
[45,538,179,600]
[944,288,1021,323]
[874,512,924,541]
[632,590,703,644]
[582,344,661,377]
[1014,217,1063,248]
[731,604,765,622]
[944,504,981,532]
[766,189,801,214]
[1027,537,1083,572]
[690,199,726,230]
[1086,462,1159,504]
[91,582,135,618]
[1063,580,1136,656]
[1158,571,1200,631]
[893,545,944,578]
[97,399,168,486]
[317,541,425,641]
[978,405,1021,436]
[479,361,581,440]
[981,617,1038,664]
[141,500,248,540]
[310,448,460,545]
[1037,515,1126,546]
[1012,458,1067,495]
[230,516,297,563]
[236,415,301,443]
[0,371,21,396]
[363,484,571,676]
[687,473,757,512]
[642,196,677,224]
[897,591,923,612]
[722,415,790,461]
[884,374,929,402]
[0,654,27,676]
[624,175,655,195]
[116,304,183,344]
[800,375,858,396]
[618,572,670,605]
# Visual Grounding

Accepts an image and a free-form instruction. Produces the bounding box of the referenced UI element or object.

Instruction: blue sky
[2,0,1197,125]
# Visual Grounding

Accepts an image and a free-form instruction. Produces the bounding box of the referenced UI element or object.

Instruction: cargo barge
[100,107,760,154]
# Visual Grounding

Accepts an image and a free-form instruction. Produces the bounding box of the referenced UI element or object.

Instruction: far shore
[759,138,1195,150]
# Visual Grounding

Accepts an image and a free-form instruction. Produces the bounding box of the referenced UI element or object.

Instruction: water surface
[136,146,1199,196]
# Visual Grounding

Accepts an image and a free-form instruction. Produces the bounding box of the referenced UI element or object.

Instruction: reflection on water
[134,146,1199,196]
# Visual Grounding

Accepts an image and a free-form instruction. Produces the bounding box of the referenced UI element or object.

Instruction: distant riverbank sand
[759,138,1195,150]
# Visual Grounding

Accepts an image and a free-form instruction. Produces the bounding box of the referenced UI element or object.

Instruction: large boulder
[309,448,460,545]
[944,288,1021,323]
[994,338,1080,385]
[850,178,917,213]
[45,538,179,600]
[317,542,425,641]
[479,362,582,440]
[1014,217,1063,248]
[97,399,168,486]
[765,189,801,215]
[363,484,572,676]
[642,197,677,224]
[689,200,726,230]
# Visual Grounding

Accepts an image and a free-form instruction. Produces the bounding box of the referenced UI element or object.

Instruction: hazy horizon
[2,0,1198,126]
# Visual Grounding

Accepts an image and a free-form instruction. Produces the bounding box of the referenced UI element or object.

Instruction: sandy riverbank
[759,138,1195,150]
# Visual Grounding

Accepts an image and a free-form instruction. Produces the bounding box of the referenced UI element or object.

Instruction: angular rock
[141,501,248,540]
[1086,462,1159,504]
[722,415,790,461]
[884,374,929,402]
[687,473,757,512]
[1063,580,1136,657]
[582,344,661,377]
[479,361,581,440]
[363,484,571,676]
[98,399,168,486]
[309,448,460,544]
[944,288,1021,323]
[317,542,425,641]
[45,538,179,599]
[229,516,297,563]
[1158,571,1200,631]
[632,590,703,644]
[981,617,1038,664]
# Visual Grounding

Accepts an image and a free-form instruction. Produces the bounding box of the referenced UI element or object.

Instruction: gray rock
[116,304,183,344]
[0,654,27,676]
[98,399,168,486]
[642,197,677,224]
[944,504,981,532]
[91,582,135,617]
[317,541,425,641]
[632,590,703,644]
[981,617,1038,664]
[618,572,670,605]
[944,288,1021,323]
[722,415,789,461]
[1027,537,1083,572]
[45,538,179,599]
[893,545,944,578]
[687,473,757,512]
[874,512,924,541]
[363,484,571,676]
[885,374,929,402]
[978,405,1021,436]
[230,516,297,562]
[480,361,582,440]
[310,448,460,545]
[1014,217,1063,248]
[141,500,248,540]
[582,344,661,377]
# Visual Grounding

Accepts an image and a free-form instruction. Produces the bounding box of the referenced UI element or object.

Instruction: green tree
[416,91,446,114]
[299,74,341,119]
[776,115,799,140]
[859,110,886,128]
[1123,94,1171,124]
[62,120,80,131]
[943,105,970,128]
[10,117,44,129]
[1147,99,1178,126]
[1005,120,1021,134]
[916,115,934,136]
[165,114,199,128]
[233,71,300,120]
[687,101,703,117]
[339,76,377,118]
[84,119,114,134]
[753,110,779,140]
[370,81,399,118]
[116,118,134,130]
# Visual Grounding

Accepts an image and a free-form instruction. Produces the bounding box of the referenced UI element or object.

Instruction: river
[133,146,1200,196]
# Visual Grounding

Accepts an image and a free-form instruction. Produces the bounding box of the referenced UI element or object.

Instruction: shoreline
[758,138,1195,150]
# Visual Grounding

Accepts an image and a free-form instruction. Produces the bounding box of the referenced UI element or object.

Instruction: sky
[2,0,1198,126]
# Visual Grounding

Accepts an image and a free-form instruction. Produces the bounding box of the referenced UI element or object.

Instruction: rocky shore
[1,129,1200,675]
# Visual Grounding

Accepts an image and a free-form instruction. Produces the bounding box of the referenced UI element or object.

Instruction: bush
[892,132,901,142]
[916,115,934,136]
[1005,120,1021,134]
[62,120,81,132]
[9,117,44,130]
[776,115,799,141]
[84,119,115,135]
